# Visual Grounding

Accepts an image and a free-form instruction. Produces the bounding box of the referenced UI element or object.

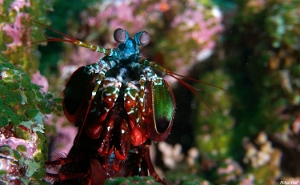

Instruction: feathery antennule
[168,73,214,114]
[28,18,109,54]
[139,58,225,92]
[28,18,78,43]
[140,58,225,113]
[166,70,227,91]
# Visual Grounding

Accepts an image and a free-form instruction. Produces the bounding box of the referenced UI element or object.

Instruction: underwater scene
[1,0,300,184]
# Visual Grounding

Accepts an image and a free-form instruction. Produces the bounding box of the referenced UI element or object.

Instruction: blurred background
[1,0,300,184]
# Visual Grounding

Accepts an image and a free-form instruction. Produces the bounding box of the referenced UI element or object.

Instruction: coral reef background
[1,0,300,184]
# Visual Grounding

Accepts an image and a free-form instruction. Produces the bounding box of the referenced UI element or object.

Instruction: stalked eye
[134,31,150,46]
[114,28,129,43]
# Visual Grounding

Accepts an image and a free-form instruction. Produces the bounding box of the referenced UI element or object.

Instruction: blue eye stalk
[112,28,151,61]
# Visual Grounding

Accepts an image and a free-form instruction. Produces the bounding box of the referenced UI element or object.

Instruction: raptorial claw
[130,126,148,146]
[114,149,126,161]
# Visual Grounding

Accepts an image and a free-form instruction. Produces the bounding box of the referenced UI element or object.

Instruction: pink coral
[239,175,255,185]
[69,47,103,66]
[31,70,49,92]
[50,124,77,155]
[2,13,29,48]
[95,0,146,35]
[0,132,38,158]
[172,1,223,56]
[10,0,31,12]
[2,0,31,50]
[217,158,243,182]
[44,114,77,156]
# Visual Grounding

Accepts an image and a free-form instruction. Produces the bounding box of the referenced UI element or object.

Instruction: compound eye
[114,28,129,43]
[134,31,150,46]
